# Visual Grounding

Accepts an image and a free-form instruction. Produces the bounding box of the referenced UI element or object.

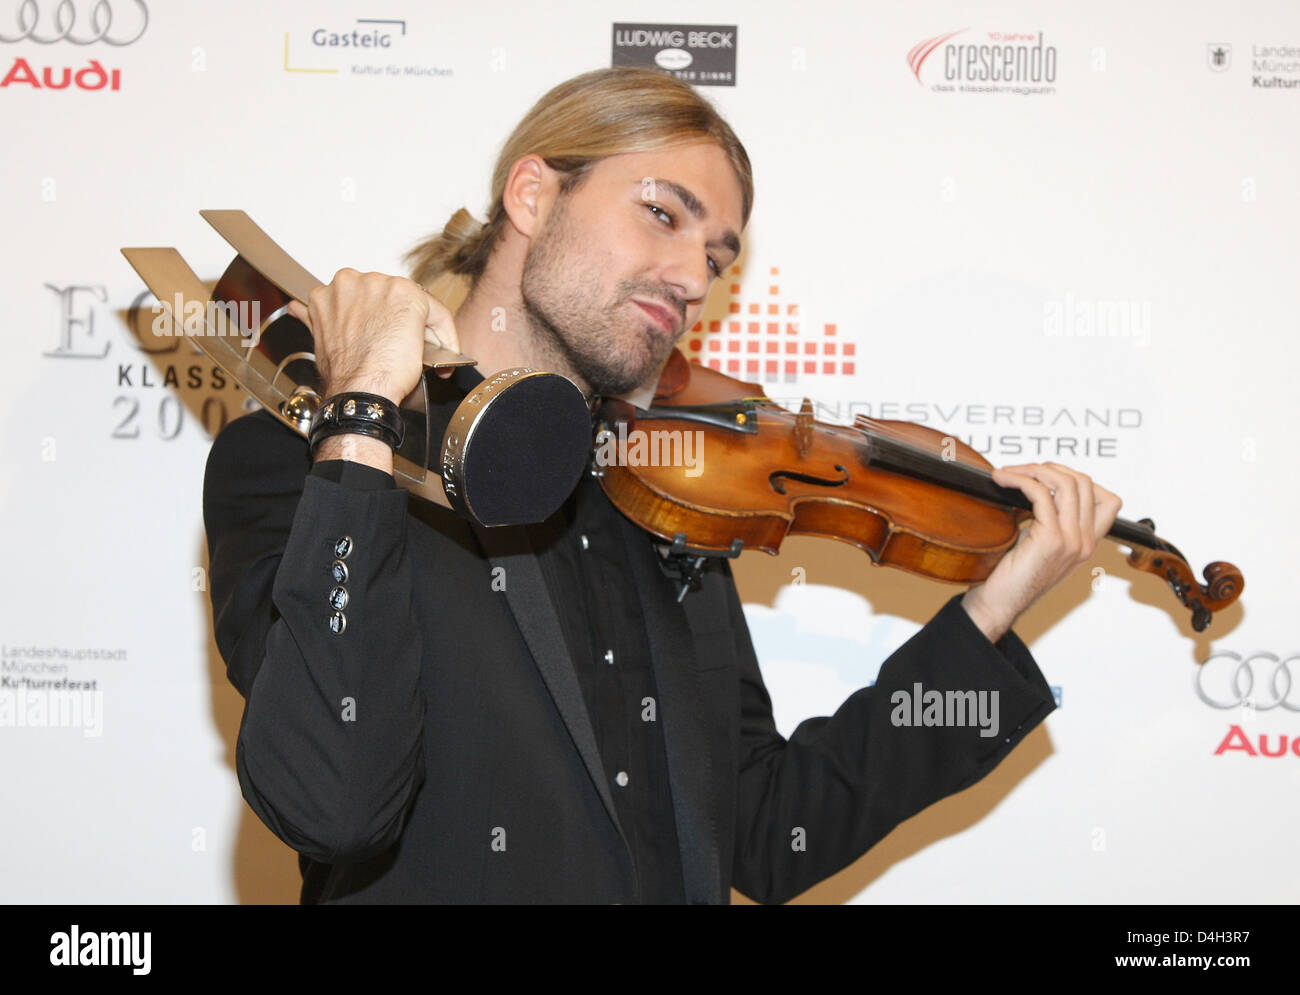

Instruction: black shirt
[310,365,686,903]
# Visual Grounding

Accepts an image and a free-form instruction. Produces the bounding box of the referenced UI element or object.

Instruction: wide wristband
[308,391,405,454]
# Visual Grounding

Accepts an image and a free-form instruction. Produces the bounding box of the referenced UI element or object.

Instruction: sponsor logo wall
[1,0,1296,903]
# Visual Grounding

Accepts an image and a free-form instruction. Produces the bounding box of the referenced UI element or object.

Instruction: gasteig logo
[908,28,1058,95]
[0,0,148,45]
[284,16,452,79]
[612,23,737,86]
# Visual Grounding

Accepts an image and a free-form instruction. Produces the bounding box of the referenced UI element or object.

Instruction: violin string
[848,418,1175,557]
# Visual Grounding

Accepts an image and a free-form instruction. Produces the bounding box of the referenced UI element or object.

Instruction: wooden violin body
[596,350,1243,631]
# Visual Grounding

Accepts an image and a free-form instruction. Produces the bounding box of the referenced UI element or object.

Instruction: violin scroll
[1121,518,1243,631]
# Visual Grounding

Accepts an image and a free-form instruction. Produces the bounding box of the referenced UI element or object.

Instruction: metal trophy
[122,211,591,527]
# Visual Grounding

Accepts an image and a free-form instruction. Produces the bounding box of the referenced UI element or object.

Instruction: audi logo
[0,0,148,46]
[1196,652,1300,712]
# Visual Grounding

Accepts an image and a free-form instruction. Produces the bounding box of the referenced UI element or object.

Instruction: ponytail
[406,205,508,305]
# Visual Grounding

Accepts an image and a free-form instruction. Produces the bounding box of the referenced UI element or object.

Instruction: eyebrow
[648,178,742,259]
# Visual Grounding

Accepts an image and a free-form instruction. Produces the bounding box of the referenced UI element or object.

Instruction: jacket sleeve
[725,570,1056,905]
[203,410,426,864]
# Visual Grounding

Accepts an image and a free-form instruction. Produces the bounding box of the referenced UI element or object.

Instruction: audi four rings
[0,1,148,46]
[1196,652,1300,711]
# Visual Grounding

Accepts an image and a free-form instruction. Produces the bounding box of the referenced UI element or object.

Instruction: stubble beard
[519,197,681,398]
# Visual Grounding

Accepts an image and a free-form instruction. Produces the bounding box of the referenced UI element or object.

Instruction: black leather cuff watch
[308,392,405,454]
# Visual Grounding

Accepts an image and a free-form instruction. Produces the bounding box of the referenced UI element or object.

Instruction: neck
[454,272,570,383]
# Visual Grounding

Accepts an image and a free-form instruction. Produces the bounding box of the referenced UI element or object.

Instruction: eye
[645,202,720,277]
[645,203,674,225]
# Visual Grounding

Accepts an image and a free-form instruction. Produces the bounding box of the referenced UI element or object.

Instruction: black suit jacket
[204,408,1056,904]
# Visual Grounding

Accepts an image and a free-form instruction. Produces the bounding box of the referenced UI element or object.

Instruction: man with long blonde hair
[205,67,1118,903]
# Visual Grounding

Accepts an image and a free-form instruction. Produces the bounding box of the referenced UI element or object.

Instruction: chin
[588,330,666,394]
[583,354,659,397]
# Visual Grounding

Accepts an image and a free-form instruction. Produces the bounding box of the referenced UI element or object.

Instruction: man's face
[520,141,745,396]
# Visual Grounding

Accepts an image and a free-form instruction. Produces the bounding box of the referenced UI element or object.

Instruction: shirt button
[580,534,590,550]
[604,648,615,665]
[615,771,629,787]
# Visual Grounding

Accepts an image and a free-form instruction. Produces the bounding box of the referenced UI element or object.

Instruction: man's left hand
[961,462,1122,643]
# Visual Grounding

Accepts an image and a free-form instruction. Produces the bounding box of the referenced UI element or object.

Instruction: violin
[596,350,1243,631]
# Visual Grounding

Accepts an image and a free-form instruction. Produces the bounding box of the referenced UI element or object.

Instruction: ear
[502,154,556,239]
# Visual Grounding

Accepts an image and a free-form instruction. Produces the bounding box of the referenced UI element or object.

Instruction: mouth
[631,298,681,338]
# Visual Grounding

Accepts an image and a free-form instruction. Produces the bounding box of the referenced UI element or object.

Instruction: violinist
[203,66,1121,904]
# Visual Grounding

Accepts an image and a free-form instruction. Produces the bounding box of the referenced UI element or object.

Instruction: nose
[659,238,712,306]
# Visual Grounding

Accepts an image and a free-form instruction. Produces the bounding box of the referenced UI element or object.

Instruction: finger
[1047,463,1096,557]
[426,325,457,379]
[421,291,460,354]
[997,464,1080,549]
[419,290,461,379]
[1078,476,1097,555]
[1092,484,1122,539]
[991,467,1063,541]
[286,298,312,332]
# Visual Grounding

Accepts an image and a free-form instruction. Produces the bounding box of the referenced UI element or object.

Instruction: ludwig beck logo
[611,22,737,86]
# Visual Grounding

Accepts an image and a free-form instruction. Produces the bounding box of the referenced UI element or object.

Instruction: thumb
[286,298,312,331]
[421,292,460,353]
[421,292,463,380]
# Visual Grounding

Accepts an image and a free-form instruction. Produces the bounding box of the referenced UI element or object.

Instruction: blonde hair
[407,67,753,307]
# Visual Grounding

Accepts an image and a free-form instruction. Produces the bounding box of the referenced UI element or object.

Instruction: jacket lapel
[470,522,629,850]
[618,522,724,905]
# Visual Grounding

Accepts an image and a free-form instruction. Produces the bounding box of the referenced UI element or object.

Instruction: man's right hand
[286,268,461,404]
[286,270,461,469]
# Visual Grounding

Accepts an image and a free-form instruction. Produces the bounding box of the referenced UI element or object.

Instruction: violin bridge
[794,397,814,459]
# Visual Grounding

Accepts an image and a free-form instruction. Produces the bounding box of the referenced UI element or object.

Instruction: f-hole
[769,465,849,495]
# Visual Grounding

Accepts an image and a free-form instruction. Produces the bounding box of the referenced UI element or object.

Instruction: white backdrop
[2,0,1296,904]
